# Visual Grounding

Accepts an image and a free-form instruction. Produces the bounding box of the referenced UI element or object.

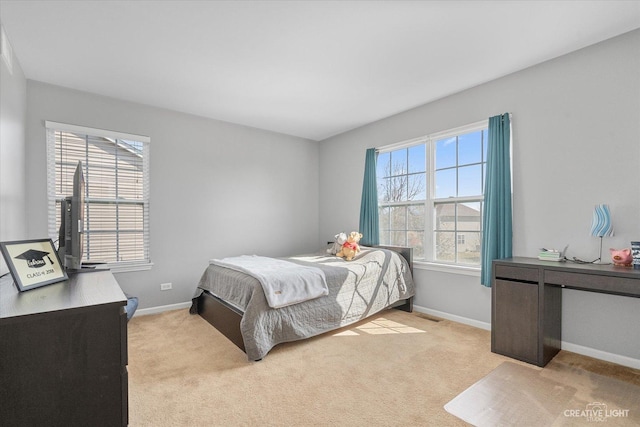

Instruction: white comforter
[209,255,328,309]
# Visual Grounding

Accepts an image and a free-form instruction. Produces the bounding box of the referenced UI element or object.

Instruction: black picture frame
[0,238,68,292]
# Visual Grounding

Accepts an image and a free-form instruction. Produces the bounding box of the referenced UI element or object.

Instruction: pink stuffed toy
[336,232,363,261]
[610,248,633,266]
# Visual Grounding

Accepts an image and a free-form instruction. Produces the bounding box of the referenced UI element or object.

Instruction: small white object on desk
[538,245,567,261]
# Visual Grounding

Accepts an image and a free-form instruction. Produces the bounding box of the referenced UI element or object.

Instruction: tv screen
[58,161,84,270]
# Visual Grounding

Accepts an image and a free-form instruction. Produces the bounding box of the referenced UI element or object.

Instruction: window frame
[377,120,488,272]
[45,121,152,273]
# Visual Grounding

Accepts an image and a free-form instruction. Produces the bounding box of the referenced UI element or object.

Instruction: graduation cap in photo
[14,249,55,269]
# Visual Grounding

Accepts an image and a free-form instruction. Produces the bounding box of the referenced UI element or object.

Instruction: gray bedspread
[192,247,415,361]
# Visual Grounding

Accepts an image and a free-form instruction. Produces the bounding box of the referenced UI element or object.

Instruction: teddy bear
[327,232,348,255]
[336,231,363,261]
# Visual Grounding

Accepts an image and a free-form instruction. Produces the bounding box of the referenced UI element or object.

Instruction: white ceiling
[1,1,639,141]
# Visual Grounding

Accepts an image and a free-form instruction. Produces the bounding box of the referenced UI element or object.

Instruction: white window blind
[46,121,151,272]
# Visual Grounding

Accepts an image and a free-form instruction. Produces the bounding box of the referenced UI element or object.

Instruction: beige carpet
[127,309,640,426]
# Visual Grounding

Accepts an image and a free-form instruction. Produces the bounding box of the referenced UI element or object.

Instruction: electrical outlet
[160,282,172,291]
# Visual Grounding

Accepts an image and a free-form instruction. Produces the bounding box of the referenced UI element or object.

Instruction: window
[46,121,151,272]
[377,121,487,266]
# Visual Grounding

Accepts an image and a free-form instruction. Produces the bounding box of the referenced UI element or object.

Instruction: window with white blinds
[46,121,151,272]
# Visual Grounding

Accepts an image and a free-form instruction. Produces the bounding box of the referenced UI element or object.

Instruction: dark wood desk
[491,257,640,367]
[0,270,129,426]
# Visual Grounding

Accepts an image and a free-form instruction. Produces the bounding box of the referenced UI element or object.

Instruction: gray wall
[319,29,640,362]
[25,81,320,309]
[0,27,27,275]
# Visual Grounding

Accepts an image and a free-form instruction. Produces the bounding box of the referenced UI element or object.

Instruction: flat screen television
[58,161,84,270]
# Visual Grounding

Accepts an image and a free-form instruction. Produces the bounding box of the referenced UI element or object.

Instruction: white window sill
[414,260,480,277]
[108,262,154,274]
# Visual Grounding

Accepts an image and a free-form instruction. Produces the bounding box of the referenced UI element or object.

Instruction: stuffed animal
[610,248,633,266]
[336,231,363,261]
[327,232,348,255]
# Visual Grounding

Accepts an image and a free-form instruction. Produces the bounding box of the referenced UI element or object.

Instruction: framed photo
[0,239,68,292]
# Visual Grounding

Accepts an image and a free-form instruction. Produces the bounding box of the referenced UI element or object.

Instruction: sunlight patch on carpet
[332,317,426,336]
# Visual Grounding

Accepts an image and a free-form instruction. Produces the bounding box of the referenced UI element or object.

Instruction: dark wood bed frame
[194,245,414,356]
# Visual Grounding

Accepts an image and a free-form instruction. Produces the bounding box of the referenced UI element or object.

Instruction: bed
[189,245,415,361]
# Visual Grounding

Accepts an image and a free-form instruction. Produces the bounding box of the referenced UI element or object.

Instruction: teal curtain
[359,148,380,246]
[481,113,512,286]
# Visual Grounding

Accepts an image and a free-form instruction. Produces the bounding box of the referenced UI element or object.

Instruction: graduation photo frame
[0,238,68,291]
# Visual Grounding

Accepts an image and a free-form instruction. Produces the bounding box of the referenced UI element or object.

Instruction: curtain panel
[359,148,380,246]
[480,113,512,286]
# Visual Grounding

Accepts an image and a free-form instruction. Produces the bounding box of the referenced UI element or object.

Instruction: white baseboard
[412,304,640,370]
[134,301,191,317]
[561,341,640,370]
[413,304,491,331]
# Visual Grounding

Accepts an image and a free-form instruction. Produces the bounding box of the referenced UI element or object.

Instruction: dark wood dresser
[0,270,128,426]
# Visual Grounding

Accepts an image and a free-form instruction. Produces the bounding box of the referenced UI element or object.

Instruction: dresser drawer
[545,270,640,297]
[494,264,539,283]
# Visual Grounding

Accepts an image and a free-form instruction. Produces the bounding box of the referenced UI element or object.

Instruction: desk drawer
[495,264,539,283]
[545,270,640,297]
